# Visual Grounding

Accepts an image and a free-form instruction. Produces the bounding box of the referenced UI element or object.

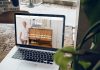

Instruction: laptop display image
[15,13,65,50]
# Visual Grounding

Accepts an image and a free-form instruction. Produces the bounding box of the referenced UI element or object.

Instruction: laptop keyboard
[12,48,54,64]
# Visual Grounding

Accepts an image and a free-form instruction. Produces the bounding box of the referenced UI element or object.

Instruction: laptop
[11,13,65,70]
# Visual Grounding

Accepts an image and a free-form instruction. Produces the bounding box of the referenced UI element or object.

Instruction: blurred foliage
[82,0,100,25]
[79,61,91,69]
[54,46,91,70]
[80,0,100,51]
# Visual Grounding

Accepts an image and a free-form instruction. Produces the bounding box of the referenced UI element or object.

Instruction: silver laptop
[12,13,65,70]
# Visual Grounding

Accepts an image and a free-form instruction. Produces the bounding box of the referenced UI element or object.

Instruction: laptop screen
[15,13,65,50]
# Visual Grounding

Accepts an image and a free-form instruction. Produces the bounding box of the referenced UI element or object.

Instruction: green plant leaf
[54,46,75,70]
[54,51,72,70]
[54,50,64,64]
[79,61,91,70]
[61,46,76,54]
[60,57,72,70]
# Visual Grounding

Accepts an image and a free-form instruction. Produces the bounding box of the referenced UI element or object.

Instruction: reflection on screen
[16,14,64,49]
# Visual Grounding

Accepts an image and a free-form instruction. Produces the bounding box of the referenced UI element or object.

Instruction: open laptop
[0,4,80,70]
[11,13,65,70]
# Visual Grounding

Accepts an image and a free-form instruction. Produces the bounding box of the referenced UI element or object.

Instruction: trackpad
[17,61,58,70]
[17,61,38,70]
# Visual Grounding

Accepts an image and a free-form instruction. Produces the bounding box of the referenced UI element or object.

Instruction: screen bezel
[14,13,65,51]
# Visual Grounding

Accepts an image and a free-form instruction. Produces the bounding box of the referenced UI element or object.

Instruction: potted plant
[53,21,100,70]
